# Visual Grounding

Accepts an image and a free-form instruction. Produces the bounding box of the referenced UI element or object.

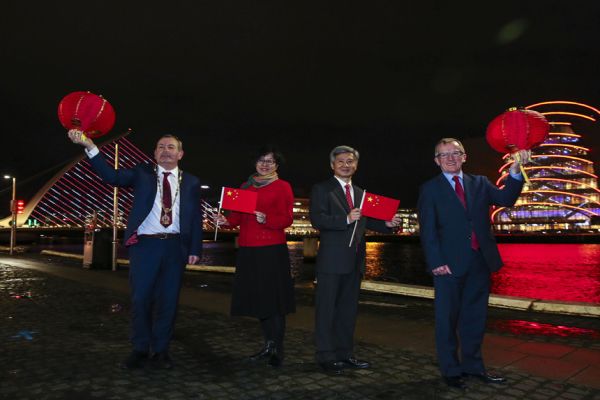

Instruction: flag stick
[348,190,366,247]
[214,187,224,241]
[111,143,119,271]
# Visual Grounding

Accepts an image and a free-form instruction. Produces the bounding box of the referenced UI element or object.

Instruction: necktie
[344,184,354,209]
[452,176,479,250]
[345,183,359,252]
[452,176,466,207]
[161,172,172,227]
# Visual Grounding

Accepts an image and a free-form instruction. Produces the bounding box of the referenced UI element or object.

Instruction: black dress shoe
[120,350,148,369]
[463,371,507,384]
[249,340,276,362]
[340,357,370,369]
[268,349,283,368]
[319,361,345,375]
[443,376,467,390]
[150,352,173,369]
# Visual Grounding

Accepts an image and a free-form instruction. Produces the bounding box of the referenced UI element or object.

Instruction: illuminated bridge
[1,135,150,230]
[492,101,600,233]
[0,135,305,235]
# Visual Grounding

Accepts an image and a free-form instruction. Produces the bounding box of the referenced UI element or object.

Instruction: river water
[31,241,600,304]
[198,241,600,304]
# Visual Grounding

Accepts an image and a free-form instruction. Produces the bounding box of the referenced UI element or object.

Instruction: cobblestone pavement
[2,260,600,400]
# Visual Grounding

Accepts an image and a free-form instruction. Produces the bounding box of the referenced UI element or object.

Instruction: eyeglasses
[435,151,464,159]
[257,159,276,165]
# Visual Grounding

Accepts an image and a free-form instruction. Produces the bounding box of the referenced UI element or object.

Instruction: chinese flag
[361,192,400,220]
[220,187,257,214]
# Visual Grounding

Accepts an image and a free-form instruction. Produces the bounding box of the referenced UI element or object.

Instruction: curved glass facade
[492,101,600,233]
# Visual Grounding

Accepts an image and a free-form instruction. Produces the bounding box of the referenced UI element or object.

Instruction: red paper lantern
[486,108,549,153]
[57,91,116,138]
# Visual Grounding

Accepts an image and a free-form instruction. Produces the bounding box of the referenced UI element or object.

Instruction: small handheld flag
[220,187,258,214]
[214,187,258,241]
[361,192,400,221]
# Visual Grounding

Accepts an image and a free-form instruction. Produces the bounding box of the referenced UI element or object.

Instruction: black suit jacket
[418,173,523,276]
[310,177,391,274]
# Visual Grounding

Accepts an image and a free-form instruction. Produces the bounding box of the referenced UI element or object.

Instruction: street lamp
[3,175,16,255]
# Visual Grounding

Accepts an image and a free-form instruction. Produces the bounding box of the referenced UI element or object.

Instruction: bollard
[303,237,319,260]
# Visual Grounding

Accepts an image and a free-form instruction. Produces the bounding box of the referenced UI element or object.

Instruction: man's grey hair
[434,138,465,156]
[329,145,359,164]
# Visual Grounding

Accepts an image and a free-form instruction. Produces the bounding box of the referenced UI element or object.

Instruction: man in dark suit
[310,145,401,374]
[418,137,528,389]
[68,130,203,370]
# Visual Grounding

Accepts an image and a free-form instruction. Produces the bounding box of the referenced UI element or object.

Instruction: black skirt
[230,244,296,318]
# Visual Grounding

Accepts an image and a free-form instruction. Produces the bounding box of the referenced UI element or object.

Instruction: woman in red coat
[216,145,296,367]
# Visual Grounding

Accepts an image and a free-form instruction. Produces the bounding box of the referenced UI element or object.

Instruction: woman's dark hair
[254,144,285,166]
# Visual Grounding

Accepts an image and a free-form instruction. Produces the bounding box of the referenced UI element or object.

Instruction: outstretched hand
[67,129,96,150]
[509,149,531,174]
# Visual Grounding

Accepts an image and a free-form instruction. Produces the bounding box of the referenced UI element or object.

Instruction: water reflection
[489,319,600,339]
[364,242,433,286]
[492,244,600,304]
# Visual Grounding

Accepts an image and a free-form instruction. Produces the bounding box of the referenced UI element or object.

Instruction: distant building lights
[526,101,600,115]
[499,161,595,176]
[521,190,600,205]
[527,178,600,193]
[539,111,596,122]
[549,132,581,138]
[514,202,598,216]
[539,143,589,152]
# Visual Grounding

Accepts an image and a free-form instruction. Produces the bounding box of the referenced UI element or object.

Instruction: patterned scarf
[241,171,279,189]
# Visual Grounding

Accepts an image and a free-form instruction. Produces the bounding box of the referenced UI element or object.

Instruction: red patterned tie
[345,184,354,209]
[161,172,172,227]
[453,176,479,250]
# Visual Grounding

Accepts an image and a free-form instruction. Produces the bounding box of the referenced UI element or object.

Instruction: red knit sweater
[226,179,294,247]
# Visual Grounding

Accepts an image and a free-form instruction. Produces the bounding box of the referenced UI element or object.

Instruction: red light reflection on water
[493,244,600,304]
[489,319,600,339]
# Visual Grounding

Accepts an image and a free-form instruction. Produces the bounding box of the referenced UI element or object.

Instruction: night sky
[2,1,600,211]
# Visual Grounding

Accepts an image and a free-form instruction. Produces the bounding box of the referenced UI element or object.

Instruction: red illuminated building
[492,101,600,233]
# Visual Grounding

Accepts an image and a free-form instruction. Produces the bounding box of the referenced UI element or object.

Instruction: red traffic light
[16,200,25,214]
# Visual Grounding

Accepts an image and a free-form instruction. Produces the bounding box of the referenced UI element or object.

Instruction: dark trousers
[433,250,490,377]
[128,236,185,353]
[314,267,361,363]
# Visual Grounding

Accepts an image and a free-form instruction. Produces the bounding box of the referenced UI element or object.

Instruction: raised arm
[68,129,136,187]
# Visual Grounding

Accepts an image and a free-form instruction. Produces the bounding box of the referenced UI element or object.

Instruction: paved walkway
[1,253,600,399]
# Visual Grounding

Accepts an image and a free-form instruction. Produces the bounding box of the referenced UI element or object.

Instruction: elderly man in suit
[68,130,203,370]
[418,137,528,389]
[310,145,401,374]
